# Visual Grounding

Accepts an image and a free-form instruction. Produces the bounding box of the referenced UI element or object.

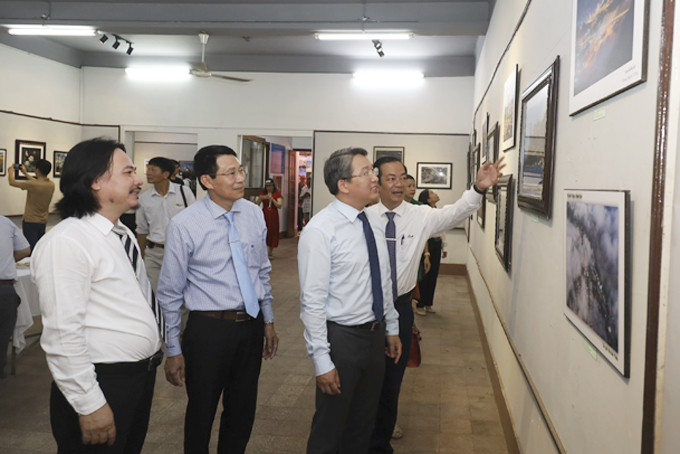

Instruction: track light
[112,37,120,49]
[373,40,384,58]
[99,34,108,44]
[126,43,134,55]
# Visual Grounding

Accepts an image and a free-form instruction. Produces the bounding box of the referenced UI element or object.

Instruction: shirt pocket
[398,234,416,261]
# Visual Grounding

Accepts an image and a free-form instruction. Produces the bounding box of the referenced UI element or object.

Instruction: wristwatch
[265,319,275,325]
[473,184,487,195]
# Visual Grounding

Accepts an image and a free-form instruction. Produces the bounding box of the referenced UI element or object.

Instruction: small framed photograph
[569,0,649,115]
[471,144,480,220]
[564,189,631,377]
[502,64,519,151]
[416,162,452,189]
[15,140,46,180]
[486,122,500,203]
[481,113,489,163]
[477,194,486,229]
[517,57,560,219]
[270,143,285,174]
[495,175,514,272]
[53,151,68,178]
[373,146,405,163]
[0,149,6,177]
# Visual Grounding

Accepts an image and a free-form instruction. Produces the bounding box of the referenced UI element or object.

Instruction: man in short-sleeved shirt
[0,216,30,378]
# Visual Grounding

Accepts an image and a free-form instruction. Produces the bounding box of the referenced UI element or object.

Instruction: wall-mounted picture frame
[569,0,649,115]
[517,57,560,219]
[270,143,285,174]
[495,175,514,272]
[481,113,489,163]
[486,122,500,203]
[53,151,68,178]
[471,144,480,220]
[564,189,631,377]
[15,140,46,180]
[374,146,405,163]
[502,64,519,151]
[0,149,6,177]
[477,193,486,229]
[416,162,452,189]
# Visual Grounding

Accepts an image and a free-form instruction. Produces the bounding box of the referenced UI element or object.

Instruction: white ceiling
[0,1,492,76]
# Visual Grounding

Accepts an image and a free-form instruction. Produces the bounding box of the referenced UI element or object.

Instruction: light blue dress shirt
[298,198,398,376]
[157,195,274,357]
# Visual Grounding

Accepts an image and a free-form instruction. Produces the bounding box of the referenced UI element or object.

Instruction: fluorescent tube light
[315,32,413,41]
[125,67,190,80]
[353,71,424,82]
[7,25,97,36]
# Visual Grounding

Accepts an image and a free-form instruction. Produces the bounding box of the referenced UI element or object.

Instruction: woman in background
[257,178,283,258]
[416,189,447,315]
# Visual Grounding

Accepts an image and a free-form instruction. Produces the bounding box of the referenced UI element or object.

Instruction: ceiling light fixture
[126,43,134,55]
[315,32,412,41]
[352,71,424,83]
[112,37,120,49]
[7,25,97,36]
[125,67,190,80]
[99,34,109,44]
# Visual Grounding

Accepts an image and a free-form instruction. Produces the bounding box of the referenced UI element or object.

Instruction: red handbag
[407,329,421,368]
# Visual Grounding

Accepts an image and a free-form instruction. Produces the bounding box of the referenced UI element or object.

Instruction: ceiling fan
[190,32,251,83]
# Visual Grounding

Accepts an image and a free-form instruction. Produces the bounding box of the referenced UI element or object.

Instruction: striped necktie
[112,224,167,341]
[385,211,398,302]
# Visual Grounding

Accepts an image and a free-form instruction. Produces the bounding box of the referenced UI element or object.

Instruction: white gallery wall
[469,0,664,453]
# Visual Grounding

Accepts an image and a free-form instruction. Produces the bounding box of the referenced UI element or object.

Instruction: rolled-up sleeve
[298,226,335,376]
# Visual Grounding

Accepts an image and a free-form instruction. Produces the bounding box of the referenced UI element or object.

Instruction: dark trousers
[49,357,158,454]
[307,321,386,454]
[183,311,265,454]
[369,294,414,454]
[418,238,442,308]
[22,221,46,253]
[0,285,20,374]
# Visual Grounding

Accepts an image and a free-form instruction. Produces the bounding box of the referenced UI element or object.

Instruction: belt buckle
[370,321,380,331]
[235,311,249,322]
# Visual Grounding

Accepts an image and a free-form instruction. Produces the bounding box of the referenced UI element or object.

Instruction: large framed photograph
[502,65,519,151]
[569,0,649,115]
[270,143,285,174]
[15,140,46,180]
[374,146,405,163]
[0,149,6,177]
[564,189,631,377]
[416,162,452,189]
[486,122,500,203]
[495,175,514,272]
[517,57,560,219]
[53,151,68,178]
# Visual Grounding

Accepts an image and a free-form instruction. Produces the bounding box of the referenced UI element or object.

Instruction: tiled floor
[0,237,510,454]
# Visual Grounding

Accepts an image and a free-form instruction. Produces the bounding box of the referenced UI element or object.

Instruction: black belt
[94,350,164,375]
[147,241,164,249]
[193,310,254,322]
[0,280,14,285]
[395,291,413,305]
[329,320,385,331]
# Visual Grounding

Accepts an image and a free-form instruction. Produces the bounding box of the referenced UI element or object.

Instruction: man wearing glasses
[158,145,279,454]
[298,147,401,454]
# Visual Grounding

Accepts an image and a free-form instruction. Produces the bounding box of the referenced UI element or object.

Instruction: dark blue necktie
[385,212,398,302]
[357,211,384,322]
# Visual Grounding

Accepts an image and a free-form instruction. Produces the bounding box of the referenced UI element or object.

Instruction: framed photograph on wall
[564,189,631,377]
[53,151,68,178]
[15,140,45,180]
[502,64,519,151]
[0,149,6,177]
[495,175,514,272]
[481,114,489,163]
[486,122,500,203]
[374,146,405,163]
[416,162,452,189]
[517,57,560,219]
[270,143,285,174]
[569,0,649,115]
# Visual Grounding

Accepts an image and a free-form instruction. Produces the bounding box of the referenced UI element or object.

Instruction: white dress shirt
[368,189,482,296]
[136,182,196,244]
[32,214,162,416]
[0,216,29,280]
[298,198,398,377]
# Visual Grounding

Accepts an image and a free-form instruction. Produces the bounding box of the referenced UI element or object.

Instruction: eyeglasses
[347,167,379,180]
[213,167,247,180]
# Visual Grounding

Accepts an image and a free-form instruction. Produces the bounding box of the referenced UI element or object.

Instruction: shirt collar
[205,193,244,219]
[86,213,120,236]
[376,200,406,217]
[151,182,177,197]
[332,198,363,223]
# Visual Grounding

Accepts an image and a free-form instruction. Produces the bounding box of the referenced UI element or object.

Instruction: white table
[13,265,41,353]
